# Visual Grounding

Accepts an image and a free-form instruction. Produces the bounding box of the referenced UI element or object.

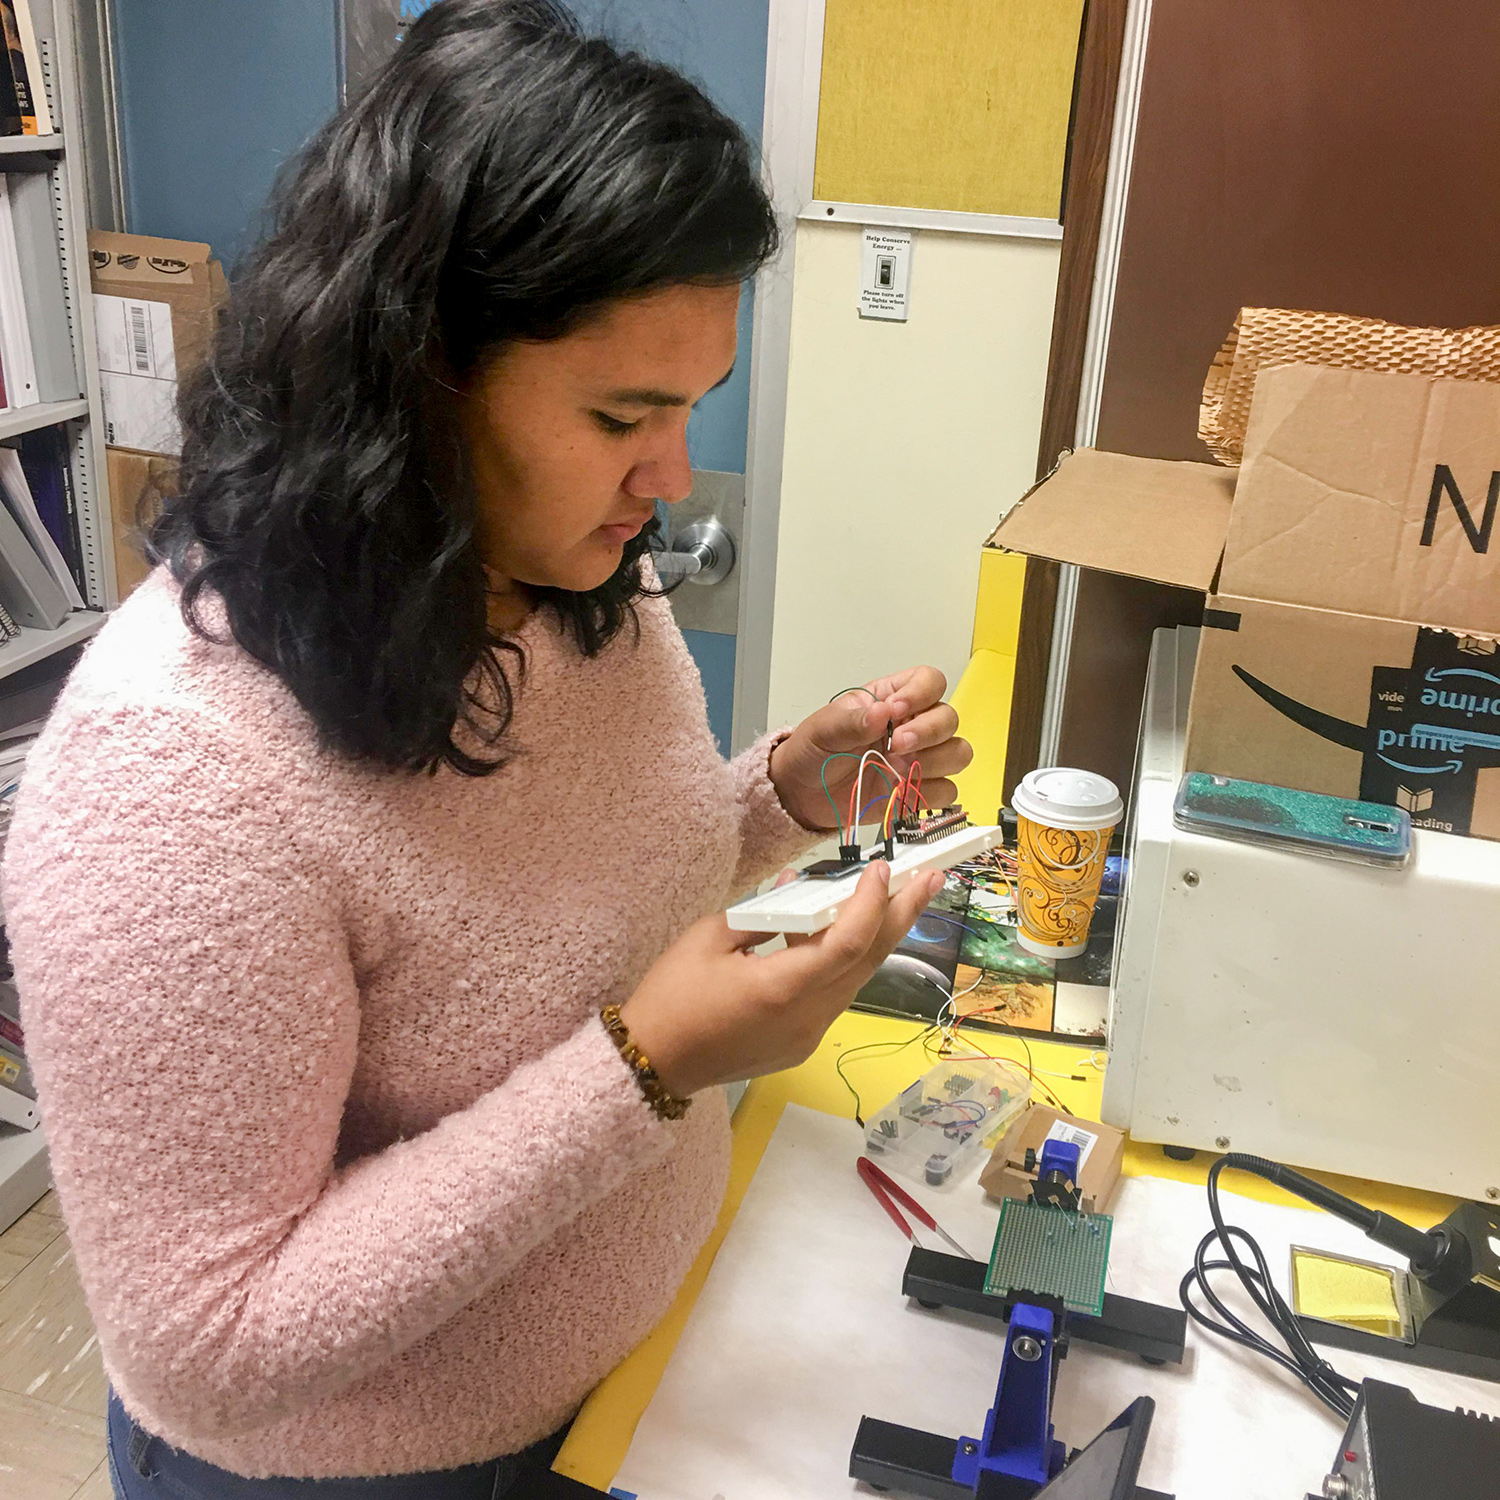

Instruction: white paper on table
[610,1104,1500,1500]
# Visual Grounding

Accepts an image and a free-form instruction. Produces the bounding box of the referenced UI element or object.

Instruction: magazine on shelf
[17,428,82,595]
[0,1038,34,1099]
[0,483,66,628]
[0,445,80,606]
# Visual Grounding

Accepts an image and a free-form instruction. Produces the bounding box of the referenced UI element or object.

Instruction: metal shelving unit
[0,0,115,1219]
[0,131,62,157]
[0,393,89,441]
[0,1123,47,1233]
[0,0,117,688]
[0,605,102,674]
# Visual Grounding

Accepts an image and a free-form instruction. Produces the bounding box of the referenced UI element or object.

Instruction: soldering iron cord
[1179,1158,1361,1419]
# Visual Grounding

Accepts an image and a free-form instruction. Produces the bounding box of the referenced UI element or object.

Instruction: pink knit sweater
[2,571,814,1479]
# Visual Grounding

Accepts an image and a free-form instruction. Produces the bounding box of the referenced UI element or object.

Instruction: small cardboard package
[88,231,228,457]
[979,1107,1124,1214]
[988,364,1500,840]
[106,448,174,601]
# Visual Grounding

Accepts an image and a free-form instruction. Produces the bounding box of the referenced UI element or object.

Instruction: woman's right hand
[617,861,942,1098]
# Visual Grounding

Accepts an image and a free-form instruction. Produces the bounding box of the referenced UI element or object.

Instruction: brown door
[1013,0,1500,799]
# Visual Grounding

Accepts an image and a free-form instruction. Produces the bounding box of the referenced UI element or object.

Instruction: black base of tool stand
[851,1420,1174,1500]
[849,1247,1186,1500]
[901,1248,1189,1367]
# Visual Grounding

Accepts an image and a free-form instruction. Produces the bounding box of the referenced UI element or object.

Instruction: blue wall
[562,0,768,749]
[114,1,339,272]
[116,0,767,751]
[404,0,768,481]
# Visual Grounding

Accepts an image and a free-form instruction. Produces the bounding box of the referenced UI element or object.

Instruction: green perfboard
[984,1200,1112,1316]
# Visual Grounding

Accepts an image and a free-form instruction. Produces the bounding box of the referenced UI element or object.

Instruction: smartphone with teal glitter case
[1173,773,1411,867]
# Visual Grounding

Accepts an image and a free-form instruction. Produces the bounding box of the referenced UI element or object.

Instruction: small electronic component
[894,805,970,844]
[803,857,867,879]
[984,1197,1113,1316]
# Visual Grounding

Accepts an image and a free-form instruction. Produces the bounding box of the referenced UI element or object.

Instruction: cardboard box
[988,364,1500,840]
[979,1107,1124,1214]
[107,448,175,601]
[88,231,228,456]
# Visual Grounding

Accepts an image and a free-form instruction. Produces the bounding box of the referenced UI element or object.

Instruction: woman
[2,3,969,1495]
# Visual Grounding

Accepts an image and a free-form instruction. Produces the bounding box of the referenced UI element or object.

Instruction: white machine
[1104,627,1500,1203]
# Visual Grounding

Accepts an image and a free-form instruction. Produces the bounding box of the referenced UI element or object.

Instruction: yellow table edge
[554,1011,1458,1489]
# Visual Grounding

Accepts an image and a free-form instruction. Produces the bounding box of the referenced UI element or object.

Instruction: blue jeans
[107,1390,571,1500]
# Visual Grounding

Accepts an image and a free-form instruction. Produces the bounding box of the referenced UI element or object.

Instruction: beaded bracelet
[600,1004,691,1121]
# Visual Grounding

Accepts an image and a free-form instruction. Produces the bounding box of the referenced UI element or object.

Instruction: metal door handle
[652,518,736,586]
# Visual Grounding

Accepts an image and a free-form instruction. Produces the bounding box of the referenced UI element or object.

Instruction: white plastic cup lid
[1012,767,1123,831]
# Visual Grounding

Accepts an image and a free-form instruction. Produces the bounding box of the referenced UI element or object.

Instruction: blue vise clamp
[949,1298,1065,1496]
[949,1139,1083,1497]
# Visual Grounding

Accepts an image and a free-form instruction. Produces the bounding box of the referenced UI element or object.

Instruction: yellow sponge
[1291,1248,1403,1338]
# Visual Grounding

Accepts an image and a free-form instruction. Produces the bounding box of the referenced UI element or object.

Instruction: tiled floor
[0,1193,110,1500]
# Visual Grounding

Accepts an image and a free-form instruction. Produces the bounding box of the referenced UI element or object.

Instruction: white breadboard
[726,825,1002,934]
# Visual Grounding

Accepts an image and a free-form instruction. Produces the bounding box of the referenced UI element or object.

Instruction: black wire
[826,684,897,759]
[834,1024,939,1127]
[987,1021,1070,1113]
[1179,1158,1362,1419]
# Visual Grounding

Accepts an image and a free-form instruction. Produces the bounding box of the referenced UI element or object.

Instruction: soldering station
[848,1141,1500,1500]
[714,698,1500,1500]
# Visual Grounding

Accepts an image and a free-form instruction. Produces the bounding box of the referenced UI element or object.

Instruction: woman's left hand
[768,666,973,834]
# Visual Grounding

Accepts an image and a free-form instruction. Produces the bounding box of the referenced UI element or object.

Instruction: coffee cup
[1010,768,1122,961]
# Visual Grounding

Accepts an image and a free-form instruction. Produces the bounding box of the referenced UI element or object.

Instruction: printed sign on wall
[859,227,912,322]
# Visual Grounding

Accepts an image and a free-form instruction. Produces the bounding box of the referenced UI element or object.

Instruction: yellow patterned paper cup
[1010,768,1123,961]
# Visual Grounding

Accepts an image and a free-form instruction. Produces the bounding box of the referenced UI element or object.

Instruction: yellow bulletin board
[813,0,1086,220]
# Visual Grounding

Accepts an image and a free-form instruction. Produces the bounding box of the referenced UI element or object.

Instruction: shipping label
[93,293,182,455]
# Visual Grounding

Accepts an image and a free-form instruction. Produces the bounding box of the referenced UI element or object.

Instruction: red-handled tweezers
[857,1156,977,1260]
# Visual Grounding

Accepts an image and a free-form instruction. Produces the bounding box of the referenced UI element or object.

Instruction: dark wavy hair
[149,0,778,775]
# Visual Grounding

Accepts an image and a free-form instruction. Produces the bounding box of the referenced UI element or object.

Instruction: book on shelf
[0,443,81,608]
[0,2,36,136]
[17,427,81,596]
[0,722,35,791]
[7,169,76,404]
[0,1012,20,1054]
[0,3,17,139]
[0,480,67,628]
[0,173,36,406]
[0,972,20,1055]
[10,0,50,136]
[0,1037,32,1099]
[0,164,76,413]
[0,1019,38,1130]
